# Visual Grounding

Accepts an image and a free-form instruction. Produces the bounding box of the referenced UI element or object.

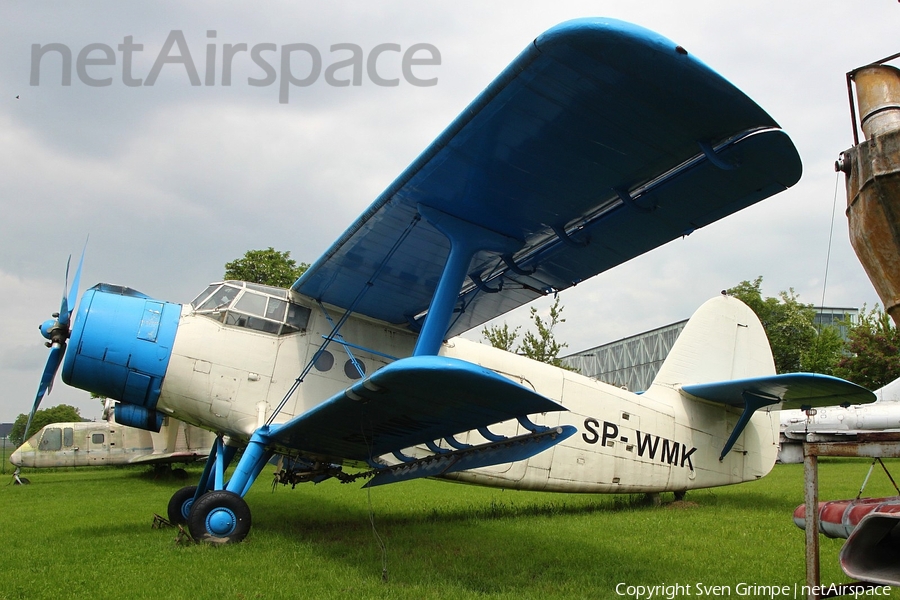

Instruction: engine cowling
[62,283,180,430]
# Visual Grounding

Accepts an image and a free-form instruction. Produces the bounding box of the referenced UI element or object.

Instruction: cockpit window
[235,292,267,316]
[190,281,311,336]
[191,284,220,309]
[40,428,62,452]
[197,284,240,312]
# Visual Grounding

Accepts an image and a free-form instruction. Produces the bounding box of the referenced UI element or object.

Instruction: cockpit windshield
[190,281,310,335]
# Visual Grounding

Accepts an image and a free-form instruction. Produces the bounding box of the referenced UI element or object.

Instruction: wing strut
[267,214,421,426]
[413,205,519,356]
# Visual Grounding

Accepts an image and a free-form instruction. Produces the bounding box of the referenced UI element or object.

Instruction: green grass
[2,460,900,599]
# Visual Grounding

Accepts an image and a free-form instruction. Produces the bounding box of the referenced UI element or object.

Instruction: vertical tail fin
[650,295,775,390]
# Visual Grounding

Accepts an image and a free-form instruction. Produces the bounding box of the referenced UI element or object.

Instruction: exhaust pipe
[794,498,900,586]
[841,511,900,586]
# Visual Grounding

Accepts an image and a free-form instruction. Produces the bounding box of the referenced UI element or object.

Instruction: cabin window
[314,350,335,372]
[344,359,366,380]
[92,433,105,444]
[63,427,74,447]
[40,428,62,452]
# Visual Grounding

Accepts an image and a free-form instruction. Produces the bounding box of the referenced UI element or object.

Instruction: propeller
[24,248,85,442]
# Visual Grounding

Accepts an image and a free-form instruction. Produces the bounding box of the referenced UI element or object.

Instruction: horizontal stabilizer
[682,373,874,460]
[363,426,576,488]
[682,373,875,409]
[269,356,564,461]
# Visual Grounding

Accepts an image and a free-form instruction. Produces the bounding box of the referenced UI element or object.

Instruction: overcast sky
[2,1,897,422]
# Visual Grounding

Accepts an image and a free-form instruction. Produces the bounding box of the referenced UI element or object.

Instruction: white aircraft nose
[9,441,33,467]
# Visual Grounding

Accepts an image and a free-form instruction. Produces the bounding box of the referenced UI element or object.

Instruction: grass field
[2,459,900,599]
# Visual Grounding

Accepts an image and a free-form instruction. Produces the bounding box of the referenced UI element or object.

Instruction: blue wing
[293,17,802,336]
[268,355,566,461]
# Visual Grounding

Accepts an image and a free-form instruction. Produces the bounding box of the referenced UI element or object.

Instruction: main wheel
[188,490,251,544]
[167,485,198,525]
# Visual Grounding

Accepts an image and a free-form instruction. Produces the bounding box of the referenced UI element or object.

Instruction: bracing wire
[819,171,841,313]
[811,171,842,367]
[361,421,388,582]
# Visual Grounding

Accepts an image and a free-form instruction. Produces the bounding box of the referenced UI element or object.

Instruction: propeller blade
[60,241,86,327]
[22,344,64,443]
[58,254,72,326]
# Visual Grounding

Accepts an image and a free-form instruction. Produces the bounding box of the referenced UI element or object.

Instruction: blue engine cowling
[62,283,181,431]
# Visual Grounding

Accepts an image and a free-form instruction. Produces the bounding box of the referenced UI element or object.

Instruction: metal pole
[804,444,820,599]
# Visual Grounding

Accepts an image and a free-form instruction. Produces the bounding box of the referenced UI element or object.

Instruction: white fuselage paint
[155,295,778,494]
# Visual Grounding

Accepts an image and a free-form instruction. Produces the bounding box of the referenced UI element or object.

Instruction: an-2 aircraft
[28,18,875,543]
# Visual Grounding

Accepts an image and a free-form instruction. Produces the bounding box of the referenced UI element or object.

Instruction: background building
[561,307,858,392]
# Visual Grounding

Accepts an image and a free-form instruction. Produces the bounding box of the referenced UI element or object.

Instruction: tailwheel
[188,490,251,544]
[167,485,198,525]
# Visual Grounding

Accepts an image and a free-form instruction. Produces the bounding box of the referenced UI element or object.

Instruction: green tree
[482,296,573,368]
[834,305,900,389]
[224,247,309,288]
[9,404,82,446]
[481,322,520,353]
[726,277,844,374]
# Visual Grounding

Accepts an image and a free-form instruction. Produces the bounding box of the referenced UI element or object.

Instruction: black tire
[188,490,251,544]
[167,485,198,525]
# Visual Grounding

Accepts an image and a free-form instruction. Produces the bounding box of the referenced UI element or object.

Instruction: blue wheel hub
[206,507,237,536]
[180,499,194,521]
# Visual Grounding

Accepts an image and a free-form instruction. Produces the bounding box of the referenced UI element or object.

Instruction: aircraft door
[85,428,111,465]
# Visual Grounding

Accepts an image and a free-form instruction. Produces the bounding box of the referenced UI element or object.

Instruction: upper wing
[293,18,802,335]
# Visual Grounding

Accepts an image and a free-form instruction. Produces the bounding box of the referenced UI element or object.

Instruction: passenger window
[92,433,105,444]
[344,359,366,380]
[64,428,74,447]
[314,350,335,372]
[40,428,62,452]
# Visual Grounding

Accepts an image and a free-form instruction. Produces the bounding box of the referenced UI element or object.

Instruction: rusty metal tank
[839,63,900,327]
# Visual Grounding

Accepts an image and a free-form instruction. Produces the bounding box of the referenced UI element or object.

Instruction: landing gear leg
[166,436,237,527]
[186,428,273,544]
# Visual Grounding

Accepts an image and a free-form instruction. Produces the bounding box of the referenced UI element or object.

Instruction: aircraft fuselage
[133,283,778,494]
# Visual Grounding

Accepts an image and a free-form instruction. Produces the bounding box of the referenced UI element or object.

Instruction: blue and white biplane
[28,18,874,543]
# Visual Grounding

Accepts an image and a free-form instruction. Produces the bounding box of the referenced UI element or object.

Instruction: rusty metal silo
[838,57,900,327]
